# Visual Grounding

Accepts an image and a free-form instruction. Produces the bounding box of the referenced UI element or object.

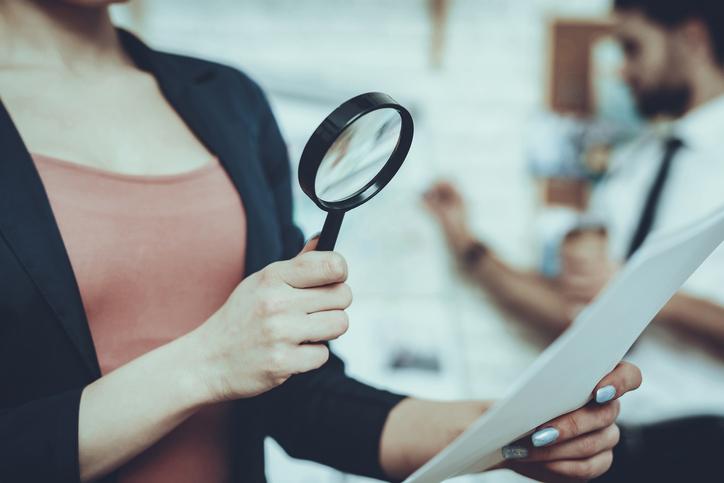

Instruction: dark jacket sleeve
[0,389,83,482]
[253,85,407,480]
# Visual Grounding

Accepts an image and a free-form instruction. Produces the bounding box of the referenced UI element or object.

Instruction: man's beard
[634,84,692,119]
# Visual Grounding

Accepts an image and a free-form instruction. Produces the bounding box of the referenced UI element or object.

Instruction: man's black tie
[625,137,684,259]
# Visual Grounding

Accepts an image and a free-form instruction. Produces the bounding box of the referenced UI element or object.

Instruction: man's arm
[465,251,572,333]
[658,293,724,347]
[560,249,724,348]
[557,232,724,348]
[423,181,571,334]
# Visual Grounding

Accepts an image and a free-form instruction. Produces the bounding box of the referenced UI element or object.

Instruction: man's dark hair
[614,0,724,66]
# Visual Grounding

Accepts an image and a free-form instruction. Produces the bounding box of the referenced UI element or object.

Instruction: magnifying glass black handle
[316,211,345,251]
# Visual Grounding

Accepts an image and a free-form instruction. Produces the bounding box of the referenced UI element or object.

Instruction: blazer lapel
[0,102,101,378]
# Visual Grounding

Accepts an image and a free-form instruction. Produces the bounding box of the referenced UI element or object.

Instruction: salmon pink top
[32,153,247,483]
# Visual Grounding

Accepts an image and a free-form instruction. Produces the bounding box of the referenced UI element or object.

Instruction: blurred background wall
[112,1,617,481]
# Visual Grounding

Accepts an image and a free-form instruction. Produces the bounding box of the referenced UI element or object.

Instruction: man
[425,0,724,481]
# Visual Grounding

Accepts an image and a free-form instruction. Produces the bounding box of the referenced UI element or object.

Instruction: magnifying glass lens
[298,92,414,251]
[315,109,402,203]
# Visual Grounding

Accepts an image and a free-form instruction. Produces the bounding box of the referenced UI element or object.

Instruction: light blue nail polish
[596,385,617,404]
[532,427,560,447]
[501,445,529,460]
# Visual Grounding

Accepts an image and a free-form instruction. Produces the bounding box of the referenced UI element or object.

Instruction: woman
[0,1,641,482]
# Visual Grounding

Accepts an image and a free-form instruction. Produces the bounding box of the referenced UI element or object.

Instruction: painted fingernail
[501,445,529,460]
[595,385,617,404]
[531,427,560,447]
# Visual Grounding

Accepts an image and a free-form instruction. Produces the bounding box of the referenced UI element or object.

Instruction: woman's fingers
[593,361,642,403]
[269,251,349,289]
[503,401,620,462]
[530,400,620,448]
[506,425,620,462]
[293,283,353,314]
[507,449,615,483]
[266,311,350,347]
[300,310,350,343]
[504,363,641,481]
[542,449,614,481]
[524,361,639,449]
[290,344,331,373]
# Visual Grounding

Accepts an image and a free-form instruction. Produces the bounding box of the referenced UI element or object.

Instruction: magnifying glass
[298,92,414,251]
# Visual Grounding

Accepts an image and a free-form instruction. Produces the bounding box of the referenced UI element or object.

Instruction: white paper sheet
[404,205,724,483]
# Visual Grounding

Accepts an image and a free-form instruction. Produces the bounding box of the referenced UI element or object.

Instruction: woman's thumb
[300,234,320,254]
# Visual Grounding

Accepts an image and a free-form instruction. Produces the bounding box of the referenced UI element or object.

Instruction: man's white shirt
[589,95,724,424]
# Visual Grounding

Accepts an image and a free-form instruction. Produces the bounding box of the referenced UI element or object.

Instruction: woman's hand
[379,362,641,481]
[501,361,642,482]
[191,239,352,402]
[77,238,352,480]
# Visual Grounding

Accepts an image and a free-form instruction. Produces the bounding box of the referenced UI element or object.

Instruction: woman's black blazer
[0,30,404,483]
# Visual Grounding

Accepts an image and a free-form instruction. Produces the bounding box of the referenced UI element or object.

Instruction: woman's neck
[0,1,130,73]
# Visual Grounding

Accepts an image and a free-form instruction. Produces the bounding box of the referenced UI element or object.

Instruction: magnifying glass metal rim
[298,91,414,212]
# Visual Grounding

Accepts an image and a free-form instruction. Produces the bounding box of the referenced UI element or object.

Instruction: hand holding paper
[380,365,640,483]
[404,205,724,483]
[501,362,640,482]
